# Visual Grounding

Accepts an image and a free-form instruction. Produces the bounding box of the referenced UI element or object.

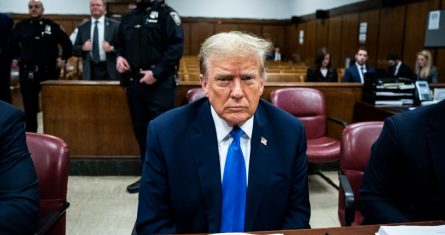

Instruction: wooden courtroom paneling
[262,25,285,50]
[295,23,307,63]
[358,10,380,68]
[41,81,139,157]
[327,16,343,69]
[214,23,239,33]
[190,22,214,55]
[340,13,359,66]
[403,0,440,65]
[437,49,445,83]
[284,24,299,62]
[303,21,317,65]
[315,19,329,52]
[238,24,262,37]
[377,6,406,69]
[43,81,362,156]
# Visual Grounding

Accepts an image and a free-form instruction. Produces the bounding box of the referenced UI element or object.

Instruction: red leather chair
[26,132,70,235]
[186,87,205,103]
[338,121,383,226]
[270,88,346,189]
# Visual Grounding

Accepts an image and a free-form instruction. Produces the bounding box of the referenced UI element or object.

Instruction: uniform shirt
[9,18,72,64]
[115,2,184,80]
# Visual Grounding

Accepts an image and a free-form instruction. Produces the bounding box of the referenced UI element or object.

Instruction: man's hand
[56,58,65,69]
[140,70,157,85]
[103,41,113,53]
[82,39,92,51]
[116,56,130,73]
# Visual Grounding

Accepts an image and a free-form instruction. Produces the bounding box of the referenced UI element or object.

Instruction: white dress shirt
[356,62,367,83]
[90,16,106,61]
[210,105,252,185]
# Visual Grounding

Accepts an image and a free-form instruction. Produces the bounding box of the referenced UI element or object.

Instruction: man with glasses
[9,0,72,132]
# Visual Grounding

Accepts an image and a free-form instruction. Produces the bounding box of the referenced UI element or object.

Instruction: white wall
[0,0,364,19]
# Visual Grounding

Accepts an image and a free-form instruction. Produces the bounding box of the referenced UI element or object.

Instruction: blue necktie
[220,126,246,232]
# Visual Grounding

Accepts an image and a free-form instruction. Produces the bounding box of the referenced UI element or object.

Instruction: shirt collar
[210,105,253,143]
[91,15,105,24]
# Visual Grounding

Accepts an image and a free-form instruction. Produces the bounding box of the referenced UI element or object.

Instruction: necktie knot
[95,20,99,25]
[230,126,243,142]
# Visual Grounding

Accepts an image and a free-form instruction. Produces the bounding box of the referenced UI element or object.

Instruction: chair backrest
[26,132,70,235]
[270,88,327,139]
[186,87,205,103]
[337,121,383,226]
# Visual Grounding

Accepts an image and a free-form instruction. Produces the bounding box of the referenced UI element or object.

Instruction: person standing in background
[9,0,72,132]
[415,49,438,83]
[0,13,14,103]
[305,47,338,82]
[73,0,120,80]
[115,0,184,193]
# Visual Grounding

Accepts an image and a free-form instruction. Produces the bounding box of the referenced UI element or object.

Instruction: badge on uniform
[170,12,181,26]
[147,11,159,23]
[44,24,52,35]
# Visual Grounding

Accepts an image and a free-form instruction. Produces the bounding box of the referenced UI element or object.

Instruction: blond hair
[199,31,272,79]
[415,50,433,79]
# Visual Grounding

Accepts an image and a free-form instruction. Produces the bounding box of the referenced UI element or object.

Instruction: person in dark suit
[386,53,414,79]
[266,45,283,61]
[73,0,119,80]
[135,31,310,234]
[343,47,376,83]
[359,99,445,224]
[305,47,338,82]
[0,101,40,235]
[0,13,14,103]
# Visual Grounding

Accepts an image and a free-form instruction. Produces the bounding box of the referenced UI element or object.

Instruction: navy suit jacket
[359,100,445,224]
[0,101,40,234]
[342,64,376,83]
[73,18,120,80]
[136,98,310,234]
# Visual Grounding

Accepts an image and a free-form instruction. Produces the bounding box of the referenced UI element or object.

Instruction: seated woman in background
[305,48,338,82]
[415,49,438,83]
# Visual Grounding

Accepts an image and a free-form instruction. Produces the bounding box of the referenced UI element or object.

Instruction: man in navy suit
[0,101,40,234]
[73,0,119,80]
[135,31,310,234]
[343,47,376,83]
[359,100,445,224]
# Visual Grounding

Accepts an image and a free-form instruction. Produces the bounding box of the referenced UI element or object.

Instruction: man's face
[28,0,44,19]
[90,0,106,19]
[200,55,265,127]
[387,59,396,67]
[355,49,368,65]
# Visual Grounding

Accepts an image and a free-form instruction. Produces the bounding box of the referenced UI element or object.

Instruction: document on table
[376,225,445,235]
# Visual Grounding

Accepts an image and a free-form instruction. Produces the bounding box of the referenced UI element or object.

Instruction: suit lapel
[104,18,111,42]
[426,101,445,199]
[192,100,222,233]
[244,104,271,231]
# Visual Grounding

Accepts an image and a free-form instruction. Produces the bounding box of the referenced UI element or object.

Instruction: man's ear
[199,74,208,97]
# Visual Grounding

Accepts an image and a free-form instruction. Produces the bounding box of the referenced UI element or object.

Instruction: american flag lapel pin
[260,137,267,146]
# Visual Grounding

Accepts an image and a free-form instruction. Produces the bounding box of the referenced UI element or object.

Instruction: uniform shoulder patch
[169,12,181,26]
